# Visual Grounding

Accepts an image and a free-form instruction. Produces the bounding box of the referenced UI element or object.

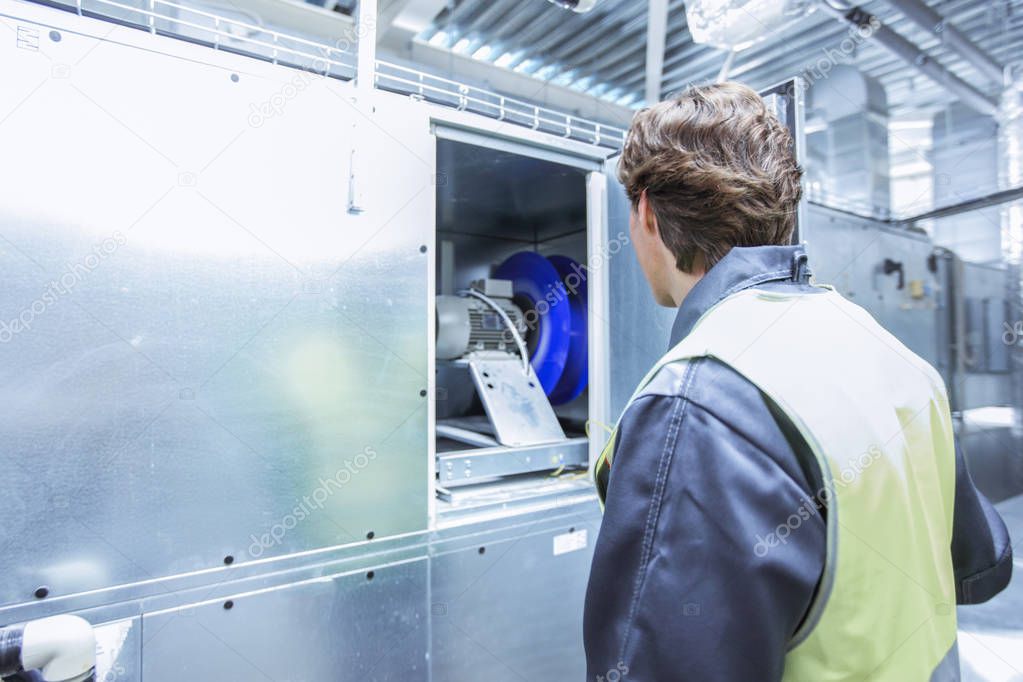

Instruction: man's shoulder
[634,355,765,413]
[626,357,815,485]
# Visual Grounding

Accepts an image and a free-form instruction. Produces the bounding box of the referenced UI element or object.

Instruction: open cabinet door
[594,78,807,444]
[591,161,676,432]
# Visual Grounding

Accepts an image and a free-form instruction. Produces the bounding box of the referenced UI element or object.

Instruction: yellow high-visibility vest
[595,286,959,681]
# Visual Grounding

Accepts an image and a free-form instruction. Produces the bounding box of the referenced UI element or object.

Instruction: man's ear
[638,190,659,237]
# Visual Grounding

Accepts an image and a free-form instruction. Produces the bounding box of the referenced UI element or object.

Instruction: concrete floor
[958,494,1023,681]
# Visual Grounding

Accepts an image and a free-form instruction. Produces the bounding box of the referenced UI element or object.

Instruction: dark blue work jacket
[583,245,1013,681]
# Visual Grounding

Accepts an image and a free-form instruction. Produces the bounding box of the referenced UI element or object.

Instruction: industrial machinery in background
[5,1,1017,680]
[0,4,617,676]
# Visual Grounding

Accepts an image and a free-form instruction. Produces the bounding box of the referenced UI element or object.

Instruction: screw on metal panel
[419,389,427,397]
[366,531,375,540]
[366,571,375,581]
[230,73,239,82]
[34,586,49,599]
[223,555,234,565]
[223,600,234,610]
[478,547,485,555]
[419,245,427,253]
[48,31,61,42]
[569,527,575,533]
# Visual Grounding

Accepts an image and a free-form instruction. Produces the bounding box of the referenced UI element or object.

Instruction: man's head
[618,82,803,307]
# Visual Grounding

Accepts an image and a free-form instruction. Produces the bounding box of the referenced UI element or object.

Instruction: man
[584,83,1012,681]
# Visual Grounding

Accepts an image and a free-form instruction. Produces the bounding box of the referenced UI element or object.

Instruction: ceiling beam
[645,0,669,103]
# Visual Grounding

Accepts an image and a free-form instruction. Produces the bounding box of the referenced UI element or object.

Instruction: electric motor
[436,293,526,361]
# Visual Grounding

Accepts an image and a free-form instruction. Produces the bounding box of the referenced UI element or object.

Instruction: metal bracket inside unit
[465,354,566,447]
[437,436,588,486]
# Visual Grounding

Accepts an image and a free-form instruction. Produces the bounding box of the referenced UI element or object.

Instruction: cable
[458,288,531,375]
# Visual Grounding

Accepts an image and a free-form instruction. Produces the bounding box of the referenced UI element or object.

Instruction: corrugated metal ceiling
[417,0,1022,115]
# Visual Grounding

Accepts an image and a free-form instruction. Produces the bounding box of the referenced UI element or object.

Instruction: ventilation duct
[805,65,890,216]
[684,0,815,50]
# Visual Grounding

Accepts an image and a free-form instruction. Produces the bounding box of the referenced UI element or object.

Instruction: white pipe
[1,615,95,682]
[716,49,736,84]
[645,0,670,103]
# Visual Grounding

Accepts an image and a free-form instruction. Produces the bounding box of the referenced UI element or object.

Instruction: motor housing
[436,290,526,361]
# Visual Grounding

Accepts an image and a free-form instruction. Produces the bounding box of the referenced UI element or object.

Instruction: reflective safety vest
[595,286,959,681]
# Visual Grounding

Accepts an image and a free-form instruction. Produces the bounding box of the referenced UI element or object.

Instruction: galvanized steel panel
[0,8,432,607]
[430,510,600,682]
[141,559,429,681]
[804,204,942,367]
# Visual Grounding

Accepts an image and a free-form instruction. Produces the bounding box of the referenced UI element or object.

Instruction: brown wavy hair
[617,82,803,273]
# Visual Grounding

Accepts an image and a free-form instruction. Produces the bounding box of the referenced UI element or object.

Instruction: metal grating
[26,0,625,149]
[33,0,357,77]
[376,59,626,148]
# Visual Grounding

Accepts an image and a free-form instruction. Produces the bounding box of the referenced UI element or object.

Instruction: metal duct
[820,0,999,117]
[879,0,1003,85]
[806,65,890,215]
[931,104,1002,262]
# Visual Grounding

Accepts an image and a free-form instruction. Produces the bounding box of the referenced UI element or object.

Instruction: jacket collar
[669,245,811,347]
